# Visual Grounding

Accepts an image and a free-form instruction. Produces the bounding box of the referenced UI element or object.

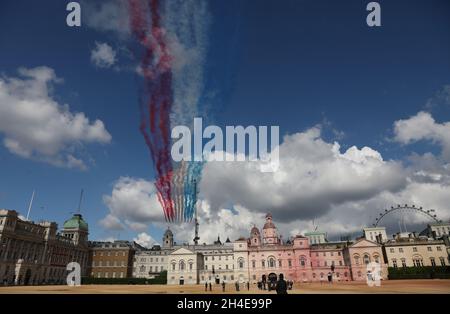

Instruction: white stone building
[167,247,204,285]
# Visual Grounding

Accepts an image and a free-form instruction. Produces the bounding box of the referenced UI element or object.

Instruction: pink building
[234,213,387,283]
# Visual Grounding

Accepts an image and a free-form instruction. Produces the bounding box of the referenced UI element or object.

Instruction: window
[339,261,343,266]
[413,247,417,252]
[261,260,265,268]
[390,248,394,253]
[399,248,404,253]
[437,246,442,251]
[300,257,306,267]
[252,260,256,268]
[172,263,176,271]
[268,258,275,268]
[439,257,446,266]
[354,255,360,265]
[413,258,423,267]
[238,258,244,269]
[430,258,436,267]
[179,261,186,271]
[205,256,208,261]
[140,265,145,273]
[278,260,282,267]
[288,259,292,268]
[392,259,398,268]
[427,247,432,252]
[401,259,406,268]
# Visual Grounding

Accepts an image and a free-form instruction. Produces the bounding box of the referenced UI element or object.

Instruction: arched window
[363,254,371,265]
[354,255,360,265]
[238,258,244,269]
[300,256,306,267]
[268,257,276,268]
[373,254,380,264]
[139,265,145,273]
[179,260,185,271]
[412,255,423,267]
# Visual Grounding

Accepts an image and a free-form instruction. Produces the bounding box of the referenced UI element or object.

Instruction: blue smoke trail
[183,161,204,221]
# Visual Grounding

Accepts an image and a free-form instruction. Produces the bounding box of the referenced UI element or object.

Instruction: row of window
[391,257,446,268]
[92,260,126,267]
[93,251,126,257]
[353,254,380,265]
[137,265,164,273]
[204,255,233,261]
[389,246,442,253]
[137,257,164,263]
[93,272,125,278]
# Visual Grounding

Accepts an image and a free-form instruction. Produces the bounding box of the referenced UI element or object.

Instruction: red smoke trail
[128,0,175,221]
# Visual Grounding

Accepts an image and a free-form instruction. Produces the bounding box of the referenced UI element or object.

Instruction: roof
[263,221,276,229]
[63,214,88,231]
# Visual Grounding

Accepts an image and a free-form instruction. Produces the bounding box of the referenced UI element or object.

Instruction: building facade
[167,247,204,285]
[383,232,449,268]
[88,240,143,279]
[0,209,89,285]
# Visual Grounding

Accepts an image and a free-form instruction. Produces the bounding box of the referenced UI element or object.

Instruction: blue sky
[0,0,449,245]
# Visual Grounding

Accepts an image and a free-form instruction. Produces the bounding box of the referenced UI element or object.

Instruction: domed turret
[163,227,174,248]
[63,214,88,231]
[263,213,275,229]
[62,213,88,246]
[250,225,261,247]
[262,213,280,245]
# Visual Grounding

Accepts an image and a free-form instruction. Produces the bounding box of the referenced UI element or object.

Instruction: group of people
[204,281,251,292]
[203,274,292,294]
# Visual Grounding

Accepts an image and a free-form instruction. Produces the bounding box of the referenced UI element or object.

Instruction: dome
[63,214,88,231]
[250,226,260,236]
[164,227,173,237]
[263,221,276,229]
[263,213,276,229]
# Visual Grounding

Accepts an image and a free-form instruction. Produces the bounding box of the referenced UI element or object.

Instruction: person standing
[275,273,288,294]
[205,282,208,291]
[209,282,212,291]
[247,281,250,291]
[222,281,226,292]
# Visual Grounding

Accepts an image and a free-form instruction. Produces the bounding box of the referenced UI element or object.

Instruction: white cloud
[83,0,130,37]
[0,66,112,169]
[200,126,407,222]
[99,214,124,231]
[101,177,163,231]
[90,42,117,68]
[393,111,450,160]
[133,232,157,248]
